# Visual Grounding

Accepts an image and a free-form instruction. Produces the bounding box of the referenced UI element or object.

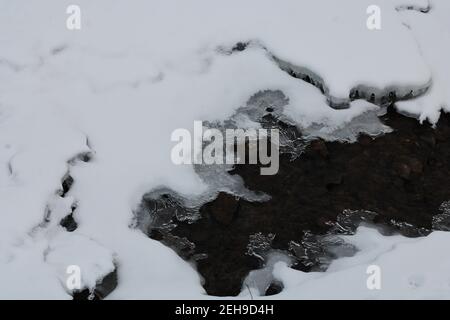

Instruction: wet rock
[358,135,373,146]
[435,124,450,142]
[203,192,239,226]
[394,157,423,179]
[61,174,74,195]
[309,139,329,158]
[409,158,423,174]
[395,162,412,179]
[232,42,248,52]
[420,132,436,147]
[265,282,283,296]
[60,213,78,232]
[325,172,343,191]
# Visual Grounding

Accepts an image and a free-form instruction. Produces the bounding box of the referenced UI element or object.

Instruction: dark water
[138,106,450,297]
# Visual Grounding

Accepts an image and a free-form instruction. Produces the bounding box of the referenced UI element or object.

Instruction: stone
[205,192,239,226]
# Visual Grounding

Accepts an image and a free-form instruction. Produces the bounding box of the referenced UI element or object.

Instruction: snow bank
[396,0,450,123]
[0,0,448,299]
[270,227,450,300]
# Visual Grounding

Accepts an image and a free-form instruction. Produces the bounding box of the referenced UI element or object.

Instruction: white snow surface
[270,227,450,300]
[396,0,450,123]
[0,0,449,299]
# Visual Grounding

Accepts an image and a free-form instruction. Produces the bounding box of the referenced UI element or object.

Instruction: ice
[243,251,293,297]
[432,201,450,232]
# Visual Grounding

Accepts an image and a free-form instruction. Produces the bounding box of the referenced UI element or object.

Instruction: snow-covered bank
[271,226,450,300]
[396,0,450,123]
[0,0,449,299]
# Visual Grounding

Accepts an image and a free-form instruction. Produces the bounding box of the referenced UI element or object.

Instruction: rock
[408,158,423,174]
[395,162,411,179]
[420,133,436,147]
[394,157,423,178]
[61,174,74,195]
[325,173,343,191]
[232,42,247,52]
[358,135,372,146]
[265,282,283,296]
[436,126,450,142]
[60,213,78,232]
[310,140,329,158]
[205,192,239,226]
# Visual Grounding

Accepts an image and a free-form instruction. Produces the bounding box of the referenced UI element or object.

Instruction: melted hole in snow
[134,90,450,296]
[243,251,292,297]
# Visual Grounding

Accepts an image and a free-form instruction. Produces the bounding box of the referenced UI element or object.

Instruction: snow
[270,227,450,300]
[0,0,449,299]
[395,0,450,123]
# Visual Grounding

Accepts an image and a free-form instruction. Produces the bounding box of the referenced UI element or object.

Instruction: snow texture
[270,227,450,300]
[0,0,449,299]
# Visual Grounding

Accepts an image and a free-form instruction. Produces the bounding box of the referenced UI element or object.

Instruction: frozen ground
[0,0,449,299]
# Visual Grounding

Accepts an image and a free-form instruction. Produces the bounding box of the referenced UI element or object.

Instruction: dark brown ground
[148,107,450,297]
